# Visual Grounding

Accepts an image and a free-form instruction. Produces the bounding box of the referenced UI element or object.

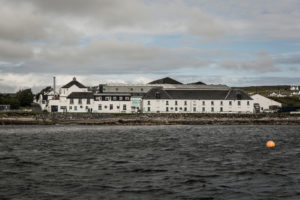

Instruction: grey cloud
[3,0,225,38]
[241,51,278,73]
[219,51,279,73]
[220,60,238,69]
[275,54,300,65]
[0,1,80,44]
[0,40,33,61]
[0,39,210,75]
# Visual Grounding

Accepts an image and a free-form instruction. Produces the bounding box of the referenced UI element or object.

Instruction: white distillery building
[37,77,255,113]
[251,94,282,112]
[142,86,253,113]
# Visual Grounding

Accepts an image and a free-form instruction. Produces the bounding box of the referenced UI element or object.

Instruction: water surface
[0,125,299,200]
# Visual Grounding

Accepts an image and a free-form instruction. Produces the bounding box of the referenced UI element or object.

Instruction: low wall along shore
[1,112,300,125]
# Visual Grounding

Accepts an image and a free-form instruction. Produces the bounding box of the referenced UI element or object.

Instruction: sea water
[0,125,299,200]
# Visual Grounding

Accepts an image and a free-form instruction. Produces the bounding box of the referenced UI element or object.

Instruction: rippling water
[0,125,300,200]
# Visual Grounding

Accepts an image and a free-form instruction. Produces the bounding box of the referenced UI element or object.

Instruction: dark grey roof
[61,77,86,88]
[67,92,94,99]
[188,81,206,85]
[144,88,252,100]
[143,87,172,99]
[225,89,252,100]
[148,77,182,84]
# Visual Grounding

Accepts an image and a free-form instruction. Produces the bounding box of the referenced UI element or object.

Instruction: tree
[17,89,34,107]
[0,94,20,109]
[35,86,51,101]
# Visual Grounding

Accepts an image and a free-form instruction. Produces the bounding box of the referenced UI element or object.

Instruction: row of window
[166,107,223,112]
[146,107,225,112]
[95,96,130,101]
[62,104,128,111]
[70,98,91,105]
[67,105,88,111]
[98,104,127,111]
[103,88,145,92]
[147,100,250,106]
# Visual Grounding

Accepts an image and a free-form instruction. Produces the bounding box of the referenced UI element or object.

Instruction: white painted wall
[46,98,132,113]
[142,99,254,113]
[251,94,281,111]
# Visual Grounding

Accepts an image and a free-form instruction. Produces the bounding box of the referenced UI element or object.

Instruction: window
[220,107,223,112]
[166,101,169,105]
[220,101,223,106]
[184,107,187,111]
[70,99,74,104]
[95,97,101,101]
[74,106,77,111]
[211,107,214,112]
[110,104,113,110]
[229,101,232,106]
[175,107,178,111]
[119,97,123,101]
[113,97,117,101]
[123,104,126,110]
[147,101,150,105]
[202,107,205,112]
[238,101,241,106]
[98,105,102,110]
[166,107,169,112]
[247,101,250,106]
[175,101,178,105]
[184,101,187,106]
[105,97,110,101]
[148,107,151,112]
[86,106,88,109]
[78,99,82,104]
[69,106,72,110]
[193,107,196,112]
[87,99,90,104]
[202,101,205,106]
[125,97,130,101]
[211,101,214,106]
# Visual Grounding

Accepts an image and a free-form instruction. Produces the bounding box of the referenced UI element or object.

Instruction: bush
[16,89,34,107]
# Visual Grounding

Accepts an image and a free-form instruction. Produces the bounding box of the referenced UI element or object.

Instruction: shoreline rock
[1,116,300,126]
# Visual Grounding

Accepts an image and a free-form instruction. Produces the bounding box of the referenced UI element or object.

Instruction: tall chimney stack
[53,76,56,96]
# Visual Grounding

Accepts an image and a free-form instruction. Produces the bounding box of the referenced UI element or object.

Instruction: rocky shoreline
[1,112,300,125]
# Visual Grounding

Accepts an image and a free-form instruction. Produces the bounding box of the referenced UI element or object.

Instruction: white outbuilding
[251,94,281,112]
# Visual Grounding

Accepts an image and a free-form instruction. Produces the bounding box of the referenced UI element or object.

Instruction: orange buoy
[266,140,275,148]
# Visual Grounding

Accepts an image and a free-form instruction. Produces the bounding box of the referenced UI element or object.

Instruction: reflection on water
[0,125,299,200]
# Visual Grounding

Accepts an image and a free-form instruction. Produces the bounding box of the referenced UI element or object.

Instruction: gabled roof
[143,87,172,99]
[144,88,252,100]
[67,92,94,99]
[61,77,87,89]
[148,77,182,84]
[225,89,252,100]
[188,81,206,85]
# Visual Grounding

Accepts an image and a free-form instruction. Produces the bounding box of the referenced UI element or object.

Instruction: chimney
[53,76,56,95]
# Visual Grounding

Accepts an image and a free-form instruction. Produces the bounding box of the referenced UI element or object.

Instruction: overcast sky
[0,0,300,93]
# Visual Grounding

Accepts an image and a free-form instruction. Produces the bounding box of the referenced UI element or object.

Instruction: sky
[0,0,300,93]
